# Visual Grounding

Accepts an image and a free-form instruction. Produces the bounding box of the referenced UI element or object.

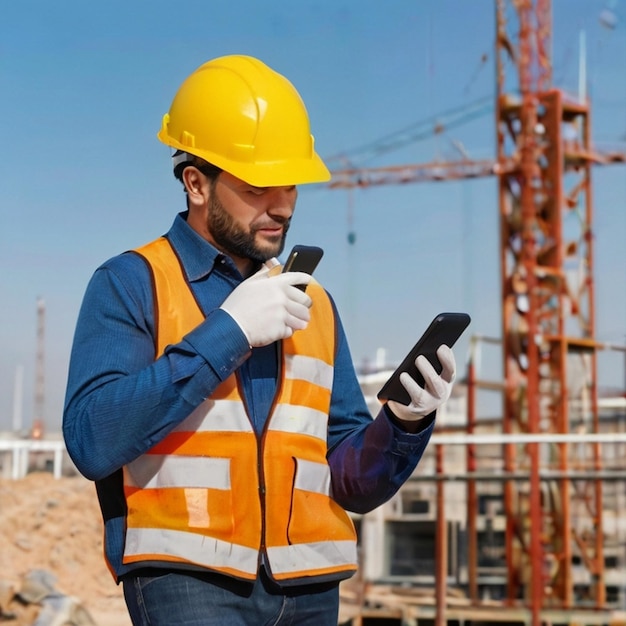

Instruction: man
[63,55,456,625]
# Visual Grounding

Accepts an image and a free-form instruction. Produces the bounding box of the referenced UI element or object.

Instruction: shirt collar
[165,211,232,282]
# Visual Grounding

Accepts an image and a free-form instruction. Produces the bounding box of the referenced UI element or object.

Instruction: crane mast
[496,0,605,614]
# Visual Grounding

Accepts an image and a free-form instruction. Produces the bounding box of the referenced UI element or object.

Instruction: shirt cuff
[182,308,251,379]
[378,405,436,454]
[383,403,436,434]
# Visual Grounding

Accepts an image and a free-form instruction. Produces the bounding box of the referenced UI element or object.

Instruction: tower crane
[324,1,625,623]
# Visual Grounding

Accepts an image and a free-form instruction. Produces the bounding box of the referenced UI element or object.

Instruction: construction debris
[0,569,96,625]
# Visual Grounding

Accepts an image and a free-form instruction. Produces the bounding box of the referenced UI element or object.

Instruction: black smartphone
[377,312,471,405]
[282,245,324,290]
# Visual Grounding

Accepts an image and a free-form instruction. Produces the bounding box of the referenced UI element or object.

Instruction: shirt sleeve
[62,253,250,481]
[326,299,436,514]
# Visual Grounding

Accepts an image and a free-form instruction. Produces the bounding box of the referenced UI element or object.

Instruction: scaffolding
[331,2,626,624]
[344,357,626,625]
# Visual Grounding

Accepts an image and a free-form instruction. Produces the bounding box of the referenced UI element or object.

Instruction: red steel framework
[496,0,605,616]
[326,0,625,623]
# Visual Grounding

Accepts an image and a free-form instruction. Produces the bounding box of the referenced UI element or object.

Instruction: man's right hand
[220,266,313,347]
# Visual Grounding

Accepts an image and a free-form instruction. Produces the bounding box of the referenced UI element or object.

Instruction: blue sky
[1,0,625,432]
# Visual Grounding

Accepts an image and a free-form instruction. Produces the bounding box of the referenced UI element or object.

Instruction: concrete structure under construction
[339,367,626,626]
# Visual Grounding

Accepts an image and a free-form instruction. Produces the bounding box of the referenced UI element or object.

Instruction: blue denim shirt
[62,211,435,579]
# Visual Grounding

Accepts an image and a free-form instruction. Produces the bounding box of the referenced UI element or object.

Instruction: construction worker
[62,55,457,625]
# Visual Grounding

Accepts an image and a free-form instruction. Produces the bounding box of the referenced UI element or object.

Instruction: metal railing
[0,439,67,479]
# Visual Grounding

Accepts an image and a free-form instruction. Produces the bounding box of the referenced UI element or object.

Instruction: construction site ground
[0,472,130,625]
[4,471,626,626]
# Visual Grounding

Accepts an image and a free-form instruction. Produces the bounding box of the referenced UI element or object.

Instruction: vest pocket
[287,457,356,545]
[125,456,235,539]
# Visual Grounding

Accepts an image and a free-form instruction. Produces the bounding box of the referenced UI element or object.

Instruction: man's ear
[182,166,208,207]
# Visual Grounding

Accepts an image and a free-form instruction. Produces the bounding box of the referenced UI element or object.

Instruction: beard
[207,191,291,263]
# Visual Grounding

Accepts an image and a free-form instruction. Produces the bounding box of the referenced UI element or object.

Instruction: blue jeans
[122,568,340,625]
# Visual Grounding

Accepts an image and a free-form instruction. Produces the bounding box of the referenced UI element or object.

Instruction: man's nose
[267,187,297,219]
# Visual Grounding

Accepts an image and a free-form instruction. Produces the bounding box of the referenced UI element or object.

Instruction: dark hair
[173,152,222,185]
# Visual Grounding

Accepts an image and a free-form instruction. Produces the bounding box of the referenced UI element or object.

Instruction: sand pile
[0,472,130,625]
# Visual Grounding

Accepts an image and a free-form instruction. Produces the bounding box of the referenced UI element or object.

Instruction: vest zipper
[254,340,284,576]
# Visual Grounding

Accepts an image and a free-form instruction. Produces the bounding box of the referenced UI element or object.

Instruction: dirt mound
[0,472,129,625]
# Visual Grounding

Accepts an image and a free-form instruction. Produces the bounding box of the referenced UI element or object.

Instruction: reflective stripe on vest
[126,237,357,582]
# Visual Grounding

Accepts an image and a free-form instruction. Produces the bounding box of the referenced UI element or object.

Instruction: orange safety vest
[122,237,358,584]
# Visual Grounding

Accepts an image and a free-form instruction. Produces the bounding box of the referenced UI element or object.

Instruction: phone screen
[377,312,471,405]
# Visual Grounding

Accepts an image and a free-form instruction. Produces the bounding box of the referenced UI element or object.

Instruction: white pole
[12,365,24,433]
[375,348,386,370]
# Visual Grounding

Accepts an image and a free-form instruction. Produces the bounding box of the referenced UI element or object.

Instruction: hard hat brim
[159,131,331,187]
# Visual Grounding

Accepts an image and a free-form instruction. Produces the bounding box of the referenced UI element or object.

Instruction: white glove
[387,344,456,421]
[220,265,313,347]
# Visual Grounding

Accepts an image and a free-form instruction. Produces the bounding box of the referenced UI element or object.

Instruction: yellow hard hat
[157,55,330,187]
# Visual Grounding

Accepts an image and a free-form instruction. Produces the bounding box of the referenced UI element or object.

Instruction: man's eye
[248,187,266,196]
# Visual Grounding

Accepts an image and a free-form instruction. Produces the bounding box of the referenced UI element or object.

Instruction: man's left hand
[386,344,456,422]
